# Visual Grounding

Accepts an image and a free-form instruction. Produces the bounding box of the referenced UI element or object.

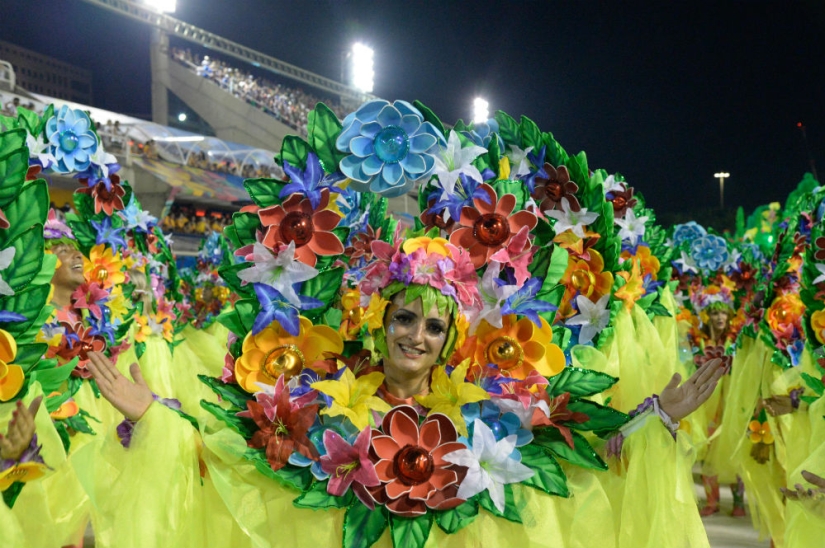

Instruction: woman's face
[383,292,451,378]
[709,309,730,333]
[51,244,86,290]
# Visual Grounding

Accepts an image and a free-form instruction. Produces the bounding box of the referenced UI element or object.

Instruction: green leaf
[231,212,261,246]
[413,100,446,138]
[218,308,246,337]
[243,178,288,209]
[435,498,479,534]
[486,132,501,177]
[542,132,569,168]
[490,179,528,211]
[198,374,252,410]
[200,400,256,438]
[64,411,97,435]
[343,503,388,548]
[519,445,569,497]
[536,284,564,325]
[478,485,522,523]
[16,108,39,136]
[565,151,589,188]
[546,366,618,398]
[494,111,520,147]
[278,135,311,171]
[543,245,569,286]
[28,357,78,395]
[2,481,24,509]
[307,103,345,173]
[0,284,51,338]
[300,267,343,319]
[800,372,825,395]
[0,180,49,247]
[67,220,96,255]
[241,447,313,491]
[519,116,541,151]
[533,429,607,471]
[293,480,353,509]
[135,341,146,359]
[0,149,27,210]
[390,513,432,548]
[13,343,47,371]
[565,399,629,432]
[218,262,254,299]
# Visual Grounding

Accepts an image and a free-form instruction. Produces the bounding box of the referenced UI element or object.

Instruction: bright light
[351,43,374,93]
[144,0,176,13]
[177,112,187,122]
[473,98,489,124]
[714,172,730,179]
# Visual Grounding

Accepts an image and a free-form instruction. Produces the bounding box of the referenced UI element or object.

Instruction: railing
[77,0,374,102]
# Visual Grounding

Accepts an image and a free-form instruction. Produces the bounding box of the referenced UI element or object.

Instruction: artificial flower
[76,171,126,216]
[690,235,729,272]
[472,315,565,380]
[84,245,126,290]
[462,401,533,446]
[620,245,660,279]
[361,292,390,331]
[811,309,825,345]
[449,184,537,269]
[0,246,16,296]
[489,226,534,287]
[765,293,805,343]
[672,222,708,247]
[320,427,381,506]
[531,391,590,448]
[337,100,445,197]
[90,217,128,250]
[472,262,520,331]
[672,250,700,275]
[501,277,557,327]
[313,368,391,430]
[443,419,533,513]
[427,172,491,226]
[748,420,774,445]
[234,316,343,392]
[0,329,23,401]
[106,285,130,322]
[565,294,611,344]
[558,249,614,319]
[238,241,319,307]
[119,197,156,232]
[544,198,599,239]
[461,118,503,149]
[415,360,490,437]
[63,321,106,375]
[505,144,535,179]
[71,282,109,320]
[532,162,580,211]
[45,105,98,173]
[604,179,637,218]
[431,130,487,197]
[370,406,466,516]
[553,228,600,262]
[615,258,646,311]
[258,188,344,267]
[280,152,340,209]
[614,209,648,246]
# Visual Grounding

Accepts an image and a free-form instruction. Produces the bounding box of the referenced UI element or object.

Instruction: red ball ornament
[473,213,510,247]
[394,445,434,486]
[279,212,314,246]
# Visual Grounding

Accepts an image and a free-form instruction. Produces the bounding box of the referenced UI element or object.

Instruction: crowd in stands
[161,204,233,236]
[1,95,36,117]
[185,150,277,179]
[171,47,347,137]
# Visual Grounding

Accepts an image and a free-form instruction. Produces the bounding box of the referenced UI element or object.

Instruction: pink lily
[320,427,380,508]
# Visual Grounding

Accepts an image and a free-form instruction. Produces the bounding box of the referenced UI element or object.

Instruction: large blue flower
[672,221,707,247]
[45,105,98,173]
[336,100,445,198]
[461,118,505,151]
[690,235,729,272]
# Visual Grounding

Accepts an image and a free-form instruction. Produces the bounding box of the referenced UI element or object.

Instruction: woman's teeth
[399,344,424,356]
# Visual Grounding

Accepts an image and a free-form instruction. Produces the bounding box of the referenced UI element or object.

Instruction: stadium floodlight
[177,113,187,122]
[714,172,730,209]
[351,43,374,93]
[144,0,176,13]
[473,98,489,124]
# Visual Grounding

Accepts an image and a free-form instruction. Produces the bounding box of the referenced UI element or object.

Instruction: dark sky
[3,0,825,218]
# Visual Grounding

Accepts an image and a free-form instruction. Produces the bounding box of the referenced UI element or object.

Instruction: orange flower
[0,328,23,401]
[339,288,363,340]
[811,309,825,345]
[471,315,565,380]
[235,317,343,393]
[0,461,48,491]
[765,293,804,338]
[620,245,660,280]
[748,420,774,444]
[48,391,79,420]
[615,258,645,311]
[553,229,600,261]
[558,249,614,319]
[83,244,126,290]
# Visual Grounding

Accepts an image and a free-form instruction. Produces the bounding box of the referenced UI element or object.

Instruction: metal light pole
[714,172,729,210]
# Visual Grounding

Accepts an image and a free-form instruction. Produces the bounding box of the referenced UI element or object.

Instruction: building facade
[0,40,93,103]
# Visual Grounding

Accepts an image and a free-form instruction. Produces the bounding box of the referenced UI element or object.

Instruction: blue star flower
[690,235,729,272]
[429,172,491,221]
[91,217,128,251]
[336,100,446,198]
[501,277,557,327]
[520,145,548,192]
[252,283,322,336]
[89,314,116,345]
[461,118,505,151]
[280,152,343,210]
[119,196,156,233]
[45,105,99,173]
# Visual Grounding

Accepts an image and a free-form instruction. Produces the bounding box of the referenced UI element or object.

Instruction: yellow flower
[453,313,469,353]
[84,245,126,290]
[415,360,490,437]
[0,329,23,402]
[402,236,450,257]
[312,369,391,430]
[498,156,511,180]
[361,293,390,331]
[748,420,774,444]
[133,315,153,344]
[107,286,130,322]
[471,315,565,380]
[615,258,645,310]
[811,309,825,345]
[339,288,363,339]
[0,461,49,491]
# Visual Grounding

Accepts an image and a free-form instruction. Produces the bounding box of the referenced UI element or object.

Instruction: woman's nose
[408,321,426,343]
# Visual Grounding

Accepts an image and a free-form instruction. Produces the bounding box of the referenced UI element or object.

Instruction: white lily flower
[813,263,825,285]
[544,198,599,238]
[506,144,534,178]
[433,130,487,197]
[565,294,611,344]
[26,132,55,170]
[88,147,118,179]
[673,250,699,275]
[614,209,648,245]
[0,246,16,296]
[470,262,520,333]
[237,241,318,307]
[443,419,534,513]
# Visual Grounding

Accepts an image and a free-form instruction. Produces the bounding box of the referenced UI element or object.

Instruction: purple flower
[280,153,342,210]
[91,217,127,250]
[252,283,322,336]
[430,172,490,222]
[88,315,116,345]
[501,277,557,327]
[0,434,45,469]
[319,427,380,508]
[520,145,548,192]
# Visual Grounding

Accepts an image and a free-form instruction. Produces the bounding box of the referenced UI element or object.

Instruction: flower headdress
[43,209,77,249]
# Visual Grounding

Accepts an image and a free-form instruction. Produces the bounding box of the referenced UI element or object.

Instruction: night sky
[3,0,825,221]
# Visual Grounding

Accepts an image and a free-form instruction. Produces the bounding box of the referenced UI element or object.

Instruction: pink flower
[320,428,380,508]
[71,282,109,319]
[489,226,534,287]
[222,352,237,384]
[444,244,482,310]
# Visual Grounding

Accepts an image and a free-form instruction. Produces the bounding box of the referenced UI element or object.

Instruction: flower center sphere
[373,126,410,164]
[93,266,109,283]
[262,344,305,381]
[486,336,524,370]
[571,269,596,297]
[60,131,79,152]
[280,212,314,247]
[394,445,434,486]
[473,214,510,247]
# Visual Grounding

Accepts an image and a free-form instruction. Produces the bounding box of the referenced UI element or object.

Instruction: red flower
[258,188,344,266]
[420,197,456,233]
[531,392,589,449]
[694,345,732,372]
[25,164,42,182]
[345,225,380,262]
[369,406,466,516]
[71,282,109,320]
[46,321,107,377]
[532,164,580,212]
[77,173,127,216]
[449,184,537,269]
[605,182,638,218]
[0,208,8,230]
[730,262,757,292]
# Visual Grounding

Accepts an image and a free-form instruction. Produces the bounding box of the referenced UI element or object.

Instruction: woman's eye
[427,323,445,335]
[393,313,414,324]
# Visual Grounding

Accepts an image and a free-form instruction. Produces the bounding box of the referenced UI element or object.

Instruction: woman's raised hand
[0,396,43,460]
[658,358,725,421]
[86,352,154,421]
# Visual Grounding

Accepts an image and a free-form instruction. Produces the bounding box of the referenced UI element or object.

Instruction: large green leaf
[519,116,541,151]
[243,178,287,209]
[241,447,313,491]
[545,366,618,398]
[13,343,48,371]
[565,399,629,432]
[435,498,479,534]
[343,503,388,548]
[300,267,344,320]
[278,135,311,171]
[0,142,27,209]
[413,100,446,138]
[200,400,256,438]
[542,245,570,287]
[0,180,49,247]
[28,357,78,395]
[391,513,432,548]
[490,179,528,211]
[478,485,522,523]
[0,284,51,338]
[519,444,569,497]
[565,151,589,188]
[198,374,252,410]
[231,212,261,246]
[494,111,520,147]
[307,103,345,173]
[533,429,607,471]
[293,480,352,509]
[3,225,44,291]
[218,262,254,299]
